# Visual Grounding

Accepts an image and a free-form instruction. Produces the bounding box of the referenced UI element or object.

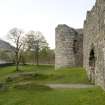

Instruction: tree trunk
[33,51,36,65]
[16,52,19,72]
[16,61,19,71]
[36,45,39,66]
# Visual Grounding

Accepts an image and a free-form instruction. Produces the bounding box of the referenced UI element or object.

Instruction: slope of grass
[0,65,54,81]
[0,65,89,84]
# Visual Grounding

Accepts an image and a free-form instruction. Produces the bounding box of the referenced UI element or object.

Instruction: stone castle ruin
[55,0,105,89]
[55,25,83,68]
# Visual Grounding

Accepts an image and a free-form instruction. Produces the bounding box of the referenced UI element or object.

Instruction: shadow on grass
[14,82,52,91]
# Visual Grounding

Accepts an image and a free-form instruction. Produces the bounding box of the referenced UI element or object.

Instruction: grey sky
[0,0,96,48]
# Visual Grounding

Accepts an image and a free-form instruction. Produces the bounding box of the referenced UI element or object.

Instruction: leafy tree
[25,31,48,65]
[7,28,25,71]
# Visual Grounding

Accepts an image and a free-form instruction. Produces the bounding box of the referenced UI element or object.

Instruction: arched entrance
[89,48,95,83]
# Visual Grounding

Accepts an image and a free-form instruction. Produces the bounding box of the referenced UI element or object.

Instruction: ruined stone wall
[83,0,105,89]
[75,29,83,67]
[55,0,105,90]
[55,24,83,69]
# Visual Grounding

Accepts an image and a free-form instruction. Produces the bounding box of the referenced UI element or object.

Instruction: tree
[25,31,48,65]
[7,28,25,71]
[39,47,55,64]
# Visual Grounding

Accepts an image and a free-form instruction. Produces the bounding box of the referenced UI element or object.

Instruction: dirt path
[46,84,95,89]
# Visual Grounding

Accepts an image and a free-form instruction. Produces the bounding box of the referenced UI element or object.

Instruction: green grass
[47,67,90,84]
[0,65,54,81]
[0,87,105,105]
[0,65,104,105]
[0,65,89,84]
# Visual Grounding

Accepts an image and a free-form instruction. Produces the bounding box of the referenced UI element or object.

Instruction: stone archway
[89,48,95,83]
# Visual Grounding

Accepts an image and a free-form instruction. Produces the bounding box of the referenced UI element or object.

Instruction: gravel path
[46,84,94,89]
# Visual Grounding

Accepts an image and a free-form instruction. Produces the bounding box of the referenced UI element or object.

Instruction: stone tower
[55,24,83,69]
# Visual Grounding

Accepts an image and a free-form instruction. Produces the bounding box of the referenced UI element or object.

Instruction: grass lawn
[0,65,89,84]
[0,86,105,105]
[0,65,104,105]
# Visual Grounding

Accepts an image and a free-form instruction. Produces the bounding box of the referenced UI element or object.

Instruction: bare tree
[7,28,24,71]
[25,31,48,66]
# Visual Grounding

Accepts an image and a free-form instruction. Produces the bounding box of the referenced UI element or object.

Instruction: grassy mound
[6,72,49,83]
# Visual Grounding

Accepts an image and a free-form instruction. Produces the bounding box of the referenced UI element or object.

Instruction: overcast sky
[0,0,96,48]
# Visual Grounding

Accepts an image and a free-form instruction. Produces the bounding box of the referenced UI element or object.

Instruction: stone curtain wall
[55,24,83,69]
[83,0,105,89]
